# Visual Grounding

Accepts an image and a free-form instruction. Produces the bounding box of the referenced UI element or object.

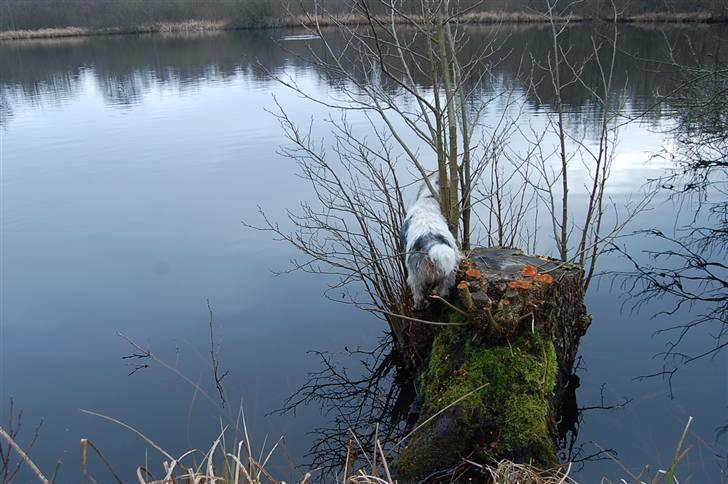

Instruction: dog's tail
[428,243,459,276]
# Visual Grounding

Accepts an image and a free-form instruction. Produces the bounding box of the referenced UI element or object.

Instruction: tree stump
[396,247,591,481]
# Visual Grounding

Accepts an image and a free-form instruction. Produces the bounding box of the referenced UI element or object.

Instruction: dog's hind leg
[412,285,426,309]
[407,273,424,309]
[407,252,430,309]
[435,270,457,298]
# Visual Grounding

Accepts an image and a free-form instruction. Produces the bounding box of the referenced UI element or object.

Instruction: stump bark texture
[396,247,591,481]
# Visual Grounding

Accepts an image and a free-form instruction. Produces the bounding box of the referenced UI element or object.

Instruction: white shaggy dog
[401,178,460,309]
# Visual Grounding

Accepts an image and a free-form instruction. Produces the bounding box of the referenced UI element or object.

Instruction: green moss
[397,324,558,480]
[395,405,471,480]
[502,394,554,459]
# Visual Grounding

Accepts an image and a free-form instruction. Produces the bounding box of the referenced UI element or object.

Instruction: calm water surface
[1,26,726,482]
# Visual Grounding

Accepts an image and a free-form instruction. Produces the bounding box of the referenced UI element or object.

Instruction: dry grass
[75,415,572,484]
[621,12,716,23]
[153,20,227,33]
[0,20,227,40]
[273,11,581,28]
[461,11,581,24]
[0,12,581,41]
[1,402,572,483]
[1,7,727,40]
[77,409,397,484]
[486,460,574,483]
[1,406,698,483]
[0,27,90,40]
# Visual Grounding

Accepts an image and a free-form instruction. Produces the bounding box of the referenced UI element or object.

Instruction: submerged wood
[396,247,590,481]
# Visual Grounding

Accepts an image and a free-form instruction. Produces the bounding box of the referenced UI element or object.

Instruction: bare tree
[250,2,674,477]
[256,0,652,430]
[249,4,524,475]
[506,0,653,290]
[266,0,518,243]
[250,0,529,365]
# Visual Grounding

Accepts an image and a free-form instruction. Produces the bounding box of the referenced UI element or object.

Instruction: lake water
[1,25,727,483]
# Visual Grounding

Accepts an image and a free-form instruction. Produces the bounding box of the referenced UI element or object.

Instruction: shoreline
[1,12,726,41]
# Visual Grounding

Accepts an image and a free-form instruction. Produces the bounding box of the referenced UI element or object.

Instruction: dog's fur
[401,178,460,308]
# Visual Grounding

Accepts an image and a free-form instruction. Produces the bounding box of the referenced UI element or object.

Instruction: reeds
[275,11,582,28]
[621,12,715,23]
[0,20,226,41]
[0,406,697,483]
[0,12,581,41]
[77,408,397,484]
[5,10,726,41]
[485,460,574,483]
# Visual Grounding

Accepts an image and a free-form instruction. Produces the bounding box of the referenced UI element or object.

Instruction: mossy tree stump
[396,248,591,481]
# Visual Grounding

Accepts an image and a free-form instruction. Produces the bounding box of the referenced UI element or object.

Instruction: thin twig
[0,425,49,484]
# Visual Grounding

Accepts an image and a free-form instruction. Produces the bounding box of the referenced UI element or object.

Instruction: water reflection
[0,92,11,126]
[2,25,727,124]
[1,23,727,483]
[275,333,589,479]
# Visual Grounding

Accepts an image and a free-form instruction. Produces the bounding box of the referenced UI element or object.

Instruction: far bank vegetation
[1,0,727,40]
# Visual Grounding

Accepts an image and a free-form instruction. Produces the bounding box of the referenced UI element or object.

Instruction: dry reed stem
[81,438,124,484]
[372,308,467,326]
[429,294,469,316]
[0,424,49,483]
[6,410,694,484]
[393,382,490,450]
[80,409,174,461]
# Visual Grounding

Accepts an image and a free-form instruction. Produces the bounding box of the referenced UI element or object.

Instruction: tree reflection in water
[274,331,633,478]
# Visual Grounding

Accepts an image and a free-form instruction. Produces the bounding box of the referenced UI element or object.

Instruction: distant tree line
[1,0,727,32]
[0,0,281,31]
